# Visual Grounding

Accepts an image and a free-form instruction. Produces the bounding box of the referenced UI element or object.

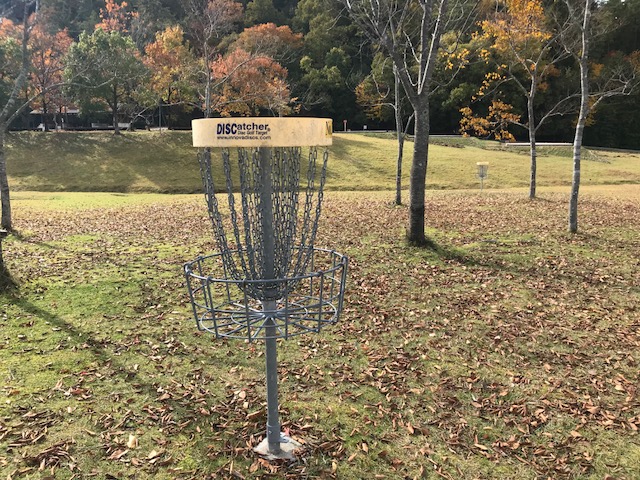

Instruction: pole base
[253,435,302,461]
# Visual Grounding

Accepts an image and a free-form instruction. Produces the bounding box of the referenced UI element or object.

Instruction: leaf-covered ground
[1,188,639,479]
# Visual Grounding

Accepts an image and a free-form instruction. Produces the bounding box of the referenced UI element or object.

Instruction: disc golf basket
[476,162,489,190]
[184,117,347,459]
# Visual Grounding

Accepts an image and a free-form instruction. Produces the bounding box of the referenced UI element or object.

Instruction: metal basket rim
[184,247,348,285]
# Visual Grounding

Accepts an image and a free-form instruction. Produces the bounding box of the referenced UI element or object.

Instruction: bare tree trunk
[569,0,592,233]
[527,95,537,199]
[203,40,213,118]
[42,100,50,132]
[395,131,404,206]
[0,1,35,231]
[113,84,121,135]
[408,105,429,245]
[394,65,404,206]
[0,130,11,231]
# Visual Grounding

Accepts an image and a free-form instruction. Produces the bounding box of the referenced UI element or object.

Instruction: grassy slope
[5,130,640,193]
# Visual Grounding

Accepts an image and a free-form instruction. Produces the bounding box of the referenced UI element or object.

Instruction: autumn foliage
[232,23,302,59]
[28,24,73,124]
[211,48,292,116]
[95,0,139,33]
[480,0,552,59]
[460,100,520,141]
[144,26,197,108]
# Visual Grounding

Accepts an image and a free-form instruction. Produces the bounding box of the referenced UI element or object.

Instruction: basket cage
[183,138,349,342]
[184,247,347,341]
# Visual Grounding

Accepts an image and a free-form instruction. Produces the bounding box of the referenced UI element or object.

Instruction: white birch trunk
[569,0,592,233]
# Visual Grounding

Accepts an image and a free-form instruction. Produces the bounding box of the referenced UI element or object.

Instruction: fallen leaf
[126,434,138,449]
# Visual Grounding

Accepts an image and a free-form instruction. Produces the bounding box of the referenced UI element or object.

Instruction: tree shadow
[410,235,472,263]
[411,234,534,276]
[0,264,17,292]
[9,297,158,401]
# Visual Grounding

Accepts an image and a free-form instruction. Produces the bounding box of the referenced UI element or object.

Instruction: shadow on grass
[409,235,471,264]
[5,295,209,436]
[0,264,17,291]
[4,294,252,472]
[10,297,158,398]
[411,234,535,275]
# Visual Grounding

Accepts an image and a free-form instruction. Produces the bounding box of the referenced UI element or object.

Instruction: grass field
[1,185,639,479]
[1,132,639,479]
[5,130,640,192]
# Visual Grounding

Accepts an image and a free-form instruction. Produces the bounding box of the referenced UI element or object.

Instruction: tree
[460,99,521,141]
[37,0,101,38]
[0,2,34,230]
[65,28,148,135]
[356,54,413,205]
[211,47,293,115]
[28,22,73,131]
[244,0,285,27]
[185,0,243,117]
[227,23,303,114]
[144,25,198,128]
[342,0,473,245]
[467,0,574,199]
[95,0,138,34]
[292,0,366,121]
[232,22,302,62]
[562,0,640,233]
[568,0,591,234]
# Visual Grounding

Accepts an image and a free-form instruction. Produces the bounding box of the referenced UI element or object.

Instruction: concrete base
[253,435,302,461]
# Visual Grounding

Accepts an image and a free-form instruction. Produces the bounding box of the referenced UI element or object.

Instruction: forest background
[1,0,640,148]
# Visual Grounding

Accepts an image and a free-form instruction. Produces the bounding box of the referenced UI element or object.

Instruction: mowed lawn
[5,130,640,192]
[1,183,639,479]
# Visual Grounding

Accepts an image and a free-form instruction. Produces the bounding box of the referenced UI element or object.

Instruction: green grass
[5,130,640,193]
[1,187,639,479]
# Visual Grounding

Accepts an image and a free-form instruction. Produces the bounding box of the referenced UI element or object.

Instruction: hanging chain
[199,145,327,300]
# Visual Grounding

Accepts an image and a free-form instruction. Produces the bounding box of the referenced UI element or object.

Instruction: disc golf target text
[184,117,347,459]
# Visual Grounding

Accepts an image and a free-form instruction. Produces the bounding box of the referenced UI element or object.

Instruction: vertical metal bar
[285,279,291,339]
[259,147,276,297]
[264,299,281,453]
[317,272,325,330]
[337,256,348,322]
[258,147,281,453]
[243,281,251,341]
[328,251,338,304]
[184,265,201,330]
[309,248,315,298]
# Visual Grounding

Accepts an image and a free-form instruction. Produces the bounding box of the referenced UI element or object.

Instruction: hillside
[5,130,640,193]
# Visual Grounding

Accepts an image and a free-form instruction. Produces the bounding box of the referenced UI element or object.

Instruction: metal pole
[264,302,281,453]
[258,147,281,454]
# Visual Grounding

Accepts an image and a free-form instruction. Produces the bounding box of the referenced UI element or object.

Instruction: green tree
[244,0,285,27]
[64,28,148,134]
[37,0,100,38]
[293,0,366,121]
